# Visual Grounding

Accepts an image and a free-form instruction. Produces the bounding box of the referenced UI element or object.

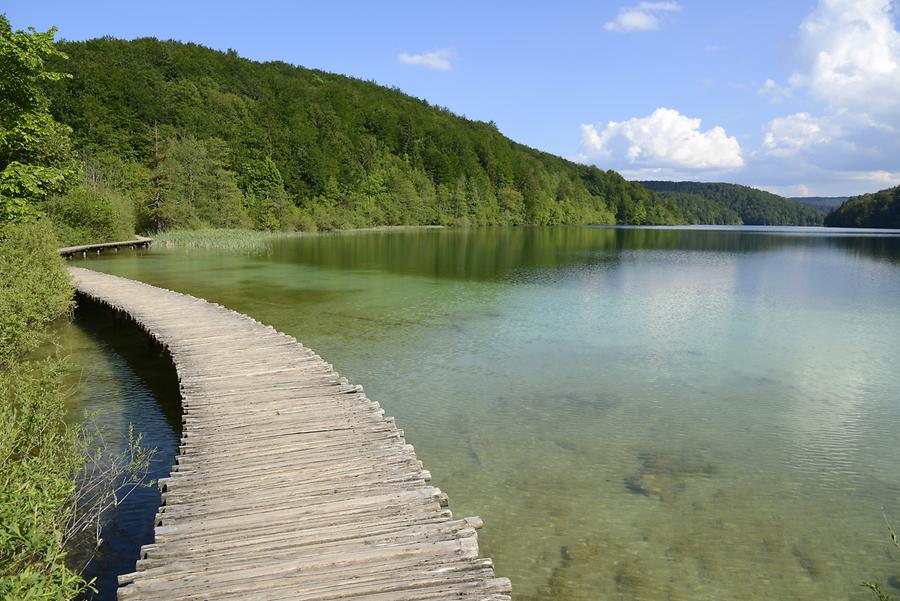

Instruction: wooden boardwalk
[69,267,511,601]
[59,236,153,258]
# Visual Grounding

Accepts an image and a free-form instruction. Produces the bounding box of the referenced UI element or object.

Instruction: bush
[0,221,154,598]
[0,221,87,598]
[43,185,136,245]
[0,359,87,601]
[0,222,73,366]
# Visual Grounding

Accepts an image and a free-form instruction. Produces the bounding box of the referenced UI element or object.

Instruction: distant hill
[640,181,823,226]
[824,186,900,229]
[790,196,848,212]
[40,37,727,230]
[651,191,742,225]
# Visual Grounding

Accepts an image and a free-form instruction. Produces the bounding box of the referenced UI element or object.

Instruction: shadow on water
[70,295,182,600]
[266,226,900,282]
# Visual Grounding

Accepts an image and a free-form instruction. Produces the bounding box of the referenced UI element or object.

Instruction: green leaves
[0,357,88,601]
[0,16,75,225]
[0,221,73,366]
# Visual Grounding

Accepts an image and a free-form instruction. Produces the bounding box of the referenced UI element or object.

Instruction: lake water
[65,226,900,600]
[58,300,181,597]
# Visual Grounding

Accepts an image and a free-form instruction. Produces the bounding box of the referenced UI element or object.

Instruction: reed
[152,229,307,252]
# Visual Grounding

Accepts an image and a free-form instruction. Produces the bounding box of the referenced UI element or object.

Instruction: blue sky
[6,0,900,196]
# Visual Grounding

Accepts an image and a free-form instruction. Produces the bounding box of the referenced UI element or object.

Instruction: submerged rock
[624,472,663,497]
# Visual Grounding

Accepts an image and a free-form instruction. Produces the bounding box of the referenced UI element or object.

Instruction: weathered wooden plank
[59,236,153,257]
[68,266,510,600]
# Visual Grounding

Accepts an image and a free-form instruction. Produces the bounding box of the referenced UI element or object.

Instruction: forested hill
[41,37,702,231]
[790,196,848,212]
[824,186,900,229]
[640,181,824,226]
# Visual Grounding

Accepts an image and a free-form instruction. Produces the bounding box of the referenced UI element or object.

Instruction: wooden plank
[68,266,510,600]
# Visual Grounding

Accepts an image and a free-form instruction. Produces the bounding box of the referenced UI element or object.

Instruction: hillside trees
[640,181,823,226]
[41,37,694,231]
[142,127,249,231]
[824,186,900,229]
[656,191,742,225]
[14,35,834,235]
[239,156,288,230]
[0,16,74,223]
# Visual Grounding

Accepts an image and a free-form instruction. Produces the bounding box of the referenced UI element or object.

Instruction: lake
[62,226,900,600]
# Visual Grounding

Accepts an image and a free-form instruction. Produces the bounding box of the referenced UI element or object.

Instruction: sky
[6,0,900,197]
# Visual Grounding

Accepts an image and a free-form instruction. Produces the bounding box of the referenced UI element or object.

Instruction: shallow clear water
[68,226,900,600]
[57,302,180,599]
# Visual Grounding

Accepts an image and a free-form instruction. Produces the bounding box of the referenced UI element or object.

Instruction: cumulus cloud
[763,112,831,157]
[397,48,454,71]
[580,108,744,170]
[604,1,682,32]
[754,0,900,193]
[797,0,900,122]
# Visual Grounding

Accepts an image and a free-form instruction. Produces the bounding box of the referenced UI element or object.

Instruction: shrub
[0,221,154,598]
[0,222,73,366]
[43,185,135,245]
[0,221,86,598]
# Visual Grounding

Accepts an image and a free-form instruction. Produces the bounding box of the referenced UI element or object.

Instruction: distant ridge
[790,196,848,212]
[640,181,823,226]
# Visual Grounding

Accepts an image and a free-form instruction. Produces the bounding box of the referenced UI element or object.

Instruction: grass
[151,228,308,252]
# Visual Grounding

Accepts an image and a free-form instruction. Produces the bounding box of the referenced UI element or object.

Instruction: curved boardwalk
[69,267,511,601]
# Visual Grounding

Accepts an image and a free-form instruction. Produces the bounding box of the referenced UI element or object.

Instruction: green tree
[825,185,900,229]
[200,138,248,228]
[0,15,75,223]
[239,157,289,230]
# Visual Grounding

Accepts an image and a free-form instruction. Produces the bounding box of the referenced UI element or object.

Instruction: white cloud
[763,112,831,157]
[798,0,900,122]
[397,48,454,71]
[752,0,900,194]
[757,78,793,103]
[604,1,682,32]
[581,107,744,170]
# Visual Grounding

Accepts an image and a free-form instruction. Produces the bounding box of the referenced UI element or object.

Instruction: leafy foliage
[825,186,900,229]
[44,181,135,245]
[0,15,75,224]
[42,37,700,230]
[641,181,824,226]
[0,358,88,601]
[0,221,84,599]
[0,221,73,365]
[0,221,155,598]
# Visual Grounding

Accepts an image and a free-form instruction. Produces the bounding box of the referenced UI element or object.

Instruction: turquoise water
[68,226,900,600]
